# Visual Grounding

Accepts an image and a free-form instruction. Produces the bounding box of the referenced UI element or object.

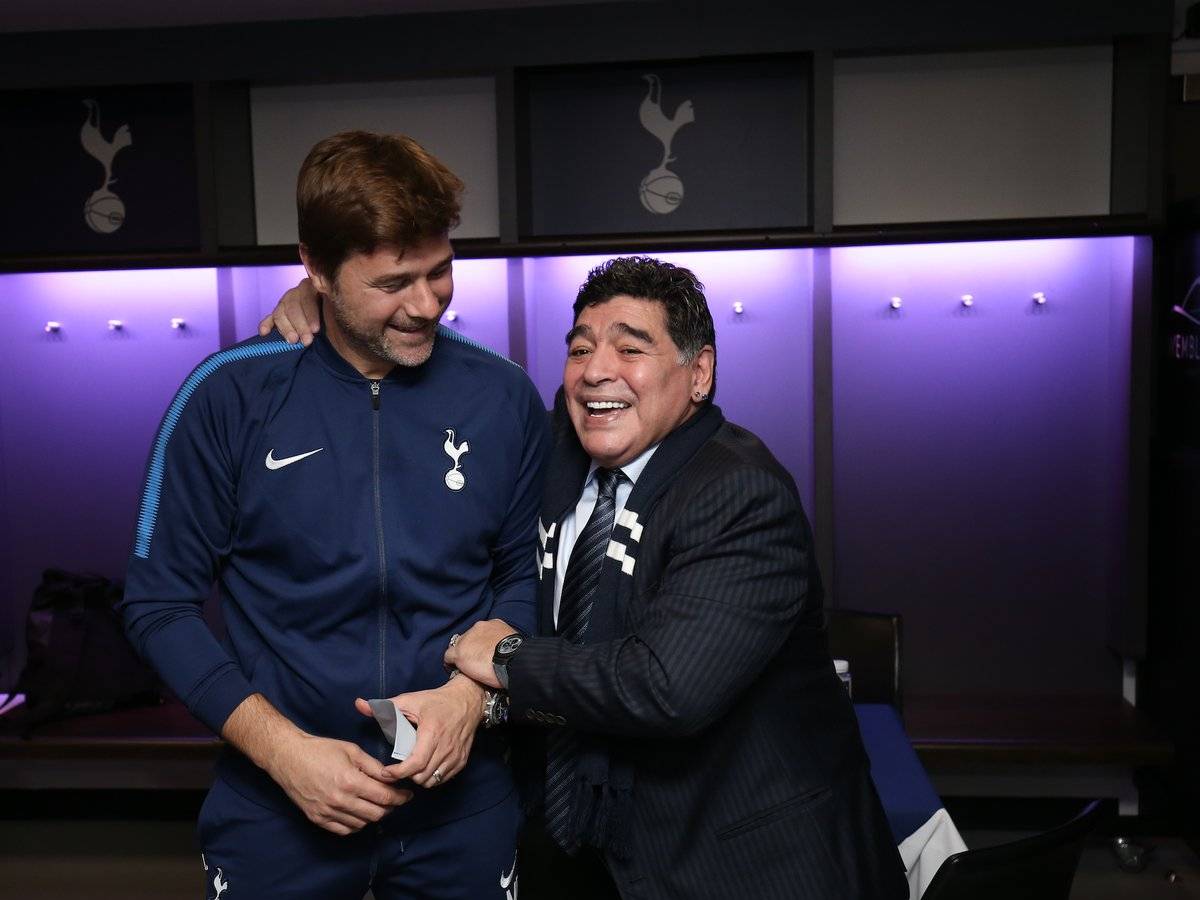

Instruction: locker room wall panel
[0,239,1141,695]
[0,269,221,685]
[250,79,500,245]
[0,374,12,689]
[833,47,1113,225]
[830,237,1134,697]
[1103,236,1138,657]
[227,264,308,343]
[224,259,512,355]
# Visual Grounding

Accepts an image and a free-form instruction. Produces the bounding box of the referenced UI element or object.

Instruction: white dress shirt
[553,443,660,628]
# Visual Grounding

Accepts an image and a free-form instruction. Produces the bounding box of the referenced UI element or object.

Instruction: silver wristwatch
[492,632,524,690]
[482,690,510,728]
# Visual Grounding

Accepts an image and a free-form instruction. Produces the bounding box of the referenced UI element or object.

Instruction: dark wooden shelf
[0,701,220,762]
[0,693,1176,783]
[904,693,1174,768]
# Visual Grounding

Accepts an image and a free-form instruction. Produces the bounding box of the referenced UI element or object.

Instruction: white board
[251,78,499,243]
[834,47,1112,225]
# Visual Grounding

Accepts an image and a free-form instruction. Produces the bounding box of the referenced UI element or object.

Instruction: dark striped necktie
[545,466,623,851]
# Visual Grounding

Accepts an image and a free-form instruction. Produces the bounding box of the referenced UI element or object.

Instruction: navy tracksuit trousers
[197,778,521,899]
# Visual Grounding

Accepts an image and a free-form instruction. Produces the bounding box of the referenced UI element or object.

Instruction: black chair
[921,800,1102,900]
[824,609,902,710]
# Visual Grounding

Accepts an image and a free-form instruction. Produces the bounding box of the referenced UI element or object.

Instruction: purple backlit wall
[0,238,1137,699]
[832,237,1135,694]
[0,268,222,685]
[225,260,511,348]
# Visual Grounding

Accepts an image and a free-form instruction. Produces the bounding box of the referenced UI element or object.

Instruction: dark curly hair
[572,256,717,400]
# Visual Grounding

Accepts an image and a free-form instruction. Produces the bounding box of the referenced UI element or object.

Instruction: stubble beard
[327,294,437,368]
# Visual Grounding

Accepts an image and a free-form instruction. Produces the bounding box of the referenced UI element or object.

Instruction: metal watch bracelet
[482,690,509,728]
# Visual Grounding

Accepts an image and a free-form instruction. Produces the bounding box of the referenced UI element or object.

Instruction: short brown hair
[297,131,464,281]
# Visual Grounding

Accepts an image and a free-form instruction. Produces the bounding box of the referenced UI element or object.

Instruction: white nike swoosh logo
[500,855,517,889]
[265,448,323,470]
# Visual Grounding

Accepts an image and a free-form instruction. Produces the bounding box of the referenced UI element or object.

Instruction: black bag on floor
[14,568,161,727]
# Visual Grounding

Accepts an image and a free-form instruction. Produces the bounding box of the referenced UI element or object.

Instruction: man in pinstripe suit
[446,256,908,899]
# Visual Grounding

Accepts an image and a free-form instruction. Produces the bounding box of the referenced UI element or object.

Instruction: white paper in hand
[367,698,418,761]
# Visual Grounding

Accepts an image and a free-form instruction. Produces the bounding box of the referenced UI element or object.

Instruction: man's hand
[221,693,411,836]
[442,619,515,689]
[266,732,413,835]
[258,277,321,345]
[356,675,485,789]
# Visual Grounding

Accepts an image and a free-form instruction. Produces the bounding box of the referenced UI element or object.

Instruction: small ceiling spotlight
[44,321,62,333]
[170,317,187,330]
[961,294,974,308]
[889,297,903,310]
[445,310,459,322]
[107,319,124,331]
[732,301,745,315]
[1033,292,1047,306]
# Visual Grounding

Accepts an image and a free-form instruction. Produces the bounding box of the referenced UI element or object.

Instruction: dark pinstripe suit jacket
[507,404,908,899]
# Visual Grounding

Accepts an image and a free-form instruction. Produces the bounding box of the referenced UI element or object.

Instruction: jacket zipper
[370,380,387,720]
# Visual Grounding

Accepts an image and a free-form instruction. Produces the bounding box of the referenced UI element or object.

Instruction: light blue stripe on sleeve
[133,341,302,559]
[436,324,522,369]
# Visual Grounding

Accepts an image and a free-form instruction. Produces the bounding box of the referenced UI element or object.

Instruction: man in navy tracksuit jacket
[120,132,549,899]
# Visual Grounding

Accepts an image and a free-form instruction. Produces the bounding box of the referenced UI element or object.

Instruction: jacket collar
[307,304,437,385]
[541,392,725,526]
[626,402,723,514]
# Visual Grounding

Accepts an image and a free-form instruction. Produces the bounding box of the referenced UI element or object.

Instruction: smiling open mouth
[586,401,630,416]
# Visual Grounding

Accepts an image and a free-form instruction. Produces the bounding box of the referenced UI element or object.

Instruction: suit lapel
[538,400,726,636]
[625,403,724,513]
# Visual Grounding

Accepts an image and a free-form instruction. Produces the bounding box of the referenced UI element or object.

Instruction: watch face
[497,635,523,657]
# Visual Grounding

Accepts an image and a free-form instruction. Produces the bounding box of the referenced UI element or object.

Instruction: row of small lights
[47,296,1047,330]
[44,310,461,333]
[728,294,1048,315]
[887,292,1048,311]
[45,318,189,332]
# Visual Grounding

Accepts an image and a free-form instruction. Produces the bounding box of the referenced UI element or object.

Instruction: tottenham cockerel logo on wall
[637,74,695,215]
[521,57,809,237]
[80,99,132,234]
[0,84,199,254]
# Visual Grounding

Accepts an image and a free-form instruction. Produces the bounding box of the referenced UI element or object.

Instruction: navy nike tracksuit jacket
[120,325,550,830]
